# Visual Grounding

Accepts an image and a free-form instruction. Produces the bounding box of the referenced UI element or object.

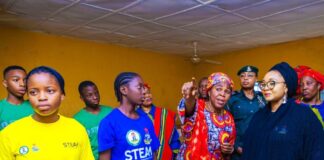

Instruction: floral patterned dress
[177,99,236,160]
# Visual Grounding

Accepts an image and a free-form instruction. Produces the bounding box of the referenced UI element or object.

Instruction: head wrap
[237,65,259,76]
[207,72,234,91]
[269,62,297,98]
[294,65,324,93]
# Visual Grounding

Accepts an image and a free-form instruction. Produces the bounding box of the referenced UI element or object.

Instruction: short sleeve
[169,111,181,151]
[0,130,14,160]
[80,126,95,160]
[98,118,116,152]
[148,120,160,152]
[170,126,181,151]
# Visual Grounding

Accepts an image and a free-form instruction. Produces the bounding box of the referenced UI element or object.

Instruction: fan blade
[204,59,222,65]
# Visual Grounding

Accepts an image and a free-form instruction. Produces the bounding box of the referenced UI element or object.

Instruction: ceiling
[1,0,324,56]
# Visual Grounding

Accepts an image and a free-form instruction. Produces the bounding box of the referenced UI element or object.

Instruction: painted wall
[2,25,324,117]
[0,26,194,117]
[195,37,324,91]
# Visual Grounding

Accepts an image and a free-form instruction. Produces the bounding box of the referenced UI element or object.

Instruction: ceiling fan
[189,41,222,65]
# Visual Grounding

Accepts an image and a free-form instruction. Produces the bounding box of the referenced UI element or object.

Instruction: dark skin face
[198,79,208,99]
[27,73,64,123]
[239,72,257,89]
[2,69,27,98]
[120,76,145,106]
[80,85,100,109]
[300,76,321,102]
[142,86,153,107]
[208,82,232,110]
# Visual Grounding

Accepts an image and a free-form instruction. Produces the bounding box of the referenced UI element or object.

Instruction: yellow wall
[2,25,324,117]
[196,37,324,90]
[0,26,194,117]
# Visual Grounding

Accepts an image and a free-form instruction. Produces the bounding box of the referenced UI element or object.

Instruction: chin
[214,105,224,109]
[36,111,53,117]
[264,97,273,102]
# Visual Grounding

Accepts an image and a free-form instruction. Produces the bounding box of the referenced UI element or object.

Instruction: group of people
[0,65,180,160]
[179,62,324,160]
[0,62,323,160]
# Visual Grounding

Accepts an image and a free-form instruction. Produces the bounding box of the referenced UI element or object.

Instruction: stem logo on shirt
[19,146,29,155]
[143,128,152,145]
[126,130,141,146]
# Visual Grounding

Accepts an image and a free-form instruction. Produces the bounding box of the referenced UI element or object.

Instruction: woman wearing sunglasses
[242,62,324,160]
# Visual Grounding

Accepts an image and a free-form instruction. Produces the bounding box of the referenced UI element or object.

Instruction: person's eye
[269,81,276,86]
[29,90,37,96]
[306,82,313,86]
[13,79,19,82]
[216,88,222,92]
[47,89,55,94]
[225,89,232,94]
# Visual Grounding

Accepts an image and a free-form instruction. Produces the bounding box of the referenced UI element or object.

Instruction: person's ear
[120,85,128,96]
[80,95,85,102]
[61,94,65,101]
[2,80,8,88]
[284,84,288,94]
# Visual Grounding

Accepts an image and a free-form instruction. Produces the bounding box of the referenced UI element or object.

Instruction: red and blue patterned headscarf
[206,72,234,91]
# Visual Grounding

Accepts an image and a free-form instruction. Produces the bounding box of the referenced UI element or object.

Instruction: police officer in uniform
[227,65,266,160]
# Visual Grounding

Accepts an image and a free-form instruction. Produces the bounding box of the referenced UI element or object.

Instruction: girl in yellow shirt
[0,66,94,160]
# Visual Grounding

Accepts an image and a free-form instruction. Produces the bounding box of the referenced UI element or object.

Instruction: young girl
[0,66,94,160]
[98,72,160,160]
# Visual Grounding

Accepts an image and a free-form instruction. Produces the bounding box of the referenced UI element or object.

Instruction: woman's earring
[282,94,287,104]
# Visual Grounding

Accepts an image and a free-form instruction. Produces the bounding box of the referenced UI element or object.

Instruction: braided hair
[114,72,140,102]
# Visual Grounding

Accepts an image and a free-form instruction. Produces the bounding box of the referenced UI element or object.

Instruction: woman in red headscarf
[295,65,324,127]
[177,72,236,160]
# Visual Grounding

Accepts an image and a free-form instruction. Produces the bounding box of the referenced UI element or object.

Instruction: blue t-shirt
[98,108,160,160]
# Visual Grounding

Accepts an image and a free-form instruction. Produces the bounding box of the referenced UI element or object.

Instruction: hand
[236,146,243,155]
[221,142,234,155]
[181,77,198,108]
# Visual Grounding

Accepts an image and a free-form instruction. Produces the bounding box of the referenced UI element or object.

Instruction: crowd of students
[0,62,323,160]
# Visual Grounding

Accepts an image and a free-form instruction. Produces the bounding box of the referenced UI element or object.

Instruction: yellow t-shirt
[0,115,94,160]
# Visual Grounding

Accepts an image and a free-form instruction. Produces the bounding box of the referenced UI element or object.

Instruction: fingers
[221,143,234,154]
[190,77,198,97]
[182,77,197,98]
[191,77,196,85]
[181,82,192,98]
